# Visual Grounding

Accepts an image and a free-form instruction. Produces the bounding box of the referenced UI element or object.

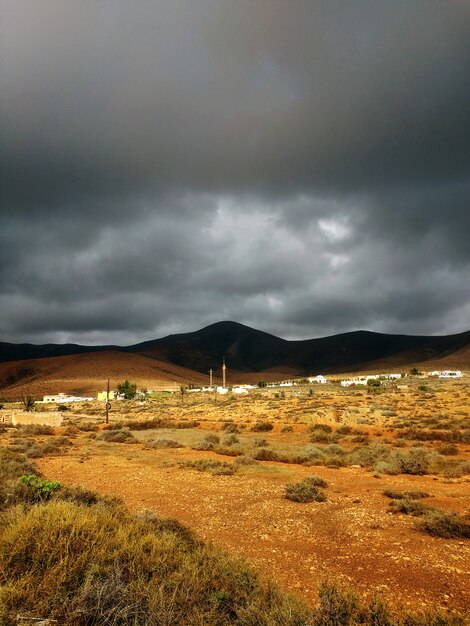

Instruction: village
[39,368,464,404]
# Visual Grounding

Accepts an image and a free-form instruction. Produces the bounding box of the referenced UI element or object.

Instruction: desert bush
[304,445,327,462]
[396,447,433,475]
[418,510,470,539]
[221,422,239,433]
[151,439,182,448]
[251,421,274,432]
[438,443,458,455]
[204,433,220,444]
[253,448,281,462]
[305,475,328,488]
[58,484,102,507]
[17,424,54,435]
[99,429,137,443]
[310,432,339,443]
[102,422,124,430]
[233,455,258,467]
[336,425,352,435]
[77,421,99,432]
[179,459,235,476]
[222,434,239,446]
[126,418,199,430]
[253,437,269,447]
[388,497,431,516]
[0,498,313,625]
[281,425,294,433]
[383,490,430,500]
[350,434,369,444]
[309,423,333,434]
[284,480,327,503]
[311,581,464,625]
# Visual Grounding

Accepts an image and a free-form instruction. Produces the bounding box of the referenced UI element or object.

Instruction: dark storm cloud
[1,1,469,343]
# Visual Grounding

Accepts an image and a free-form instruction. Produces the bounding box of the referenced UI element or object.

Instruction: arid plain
[2,376,469,618]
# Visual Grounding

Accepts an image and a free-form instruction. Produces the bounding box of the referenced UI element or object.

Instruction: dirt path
[37,443,470,615]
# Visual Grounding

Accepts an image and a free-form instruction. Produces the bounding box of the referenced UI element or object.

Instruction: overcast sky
[1,1,470,345]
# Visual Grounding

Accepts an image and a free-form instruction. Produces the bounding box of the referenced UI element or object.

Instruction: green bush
[418,510,470,539]
[388,497,430,516]
[284,480,327,503]
[16,474,61,502]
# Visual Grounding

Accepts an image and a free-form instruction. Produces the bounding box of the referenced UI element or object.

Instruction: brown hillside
[0,351,208,400]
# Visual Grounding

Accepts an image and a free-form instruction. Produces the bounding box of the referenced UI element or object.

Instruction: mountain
[0,321,469,396]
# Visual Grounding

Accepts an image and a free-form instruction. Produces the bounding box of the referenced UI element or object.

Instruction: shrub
[204,433,220,444]
[180,459,235,475]
[151,439,182,448]
[16,474,61,502]
[77,422,99,432]
[253,448,280,462]
[251,421,274,432]
[388,497,430,516]
[438,444,458,456]
[223,434,239,446]
[305,475,328,488]
[0,499,313,625]
[383,490,430,500]
[418,510,470,539]
[18,424,54,435]
[253,437,268,447]
[221,422,239,433]
[396,447,432,475]
[281,425,293,433]
[309,423,333,434]
[99,429,137,443]
[284,480,327,503]
[233,455,258,467]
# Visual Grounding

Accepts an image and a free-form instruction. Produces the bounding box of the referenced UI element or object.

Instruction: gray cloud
[1,1,469,344]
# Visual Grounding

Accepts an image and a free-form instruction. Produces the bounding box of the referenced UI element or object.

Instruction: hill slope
[0,321,469,396]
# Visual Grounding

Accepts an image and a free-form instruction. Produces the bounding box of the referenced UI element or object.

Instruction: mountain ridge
[1,320,469,374]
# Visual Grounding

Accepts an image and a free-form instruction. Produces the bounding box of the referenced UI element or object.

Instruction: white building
[308,375,328,384]
[436,370,462,379]
[233,387,248,394]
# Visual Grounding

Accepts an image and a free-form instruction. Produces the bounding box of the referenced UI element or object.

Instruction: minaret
[222,357,226,388]
[209,369,213,387]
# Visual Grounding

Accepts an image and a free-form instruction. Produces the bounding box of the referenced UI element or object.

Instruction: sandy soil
[37,440,470,615]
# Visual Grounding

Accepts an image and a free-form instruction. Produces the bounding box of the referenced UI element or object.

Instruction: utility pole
[209,368,213,387]
[105,378,110,424]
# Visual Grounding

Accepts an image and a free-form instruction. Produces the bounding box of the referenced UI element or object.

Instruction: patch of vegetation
[99,429,137,443]
[251,421,274,432]
[221,422,239,433]
[417,510,470,539]
[311,581,464,626]
[151,438,182,448]
[284,479,327,503]
[125,418,199,430]
[179,459,235,475]
[383,490,430,500]
[388,497,430,516]
[16,423,54,435]
[20,395,36,412]
[8,437,72,458]
[16,474,61,503]
[117,379,137,399]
